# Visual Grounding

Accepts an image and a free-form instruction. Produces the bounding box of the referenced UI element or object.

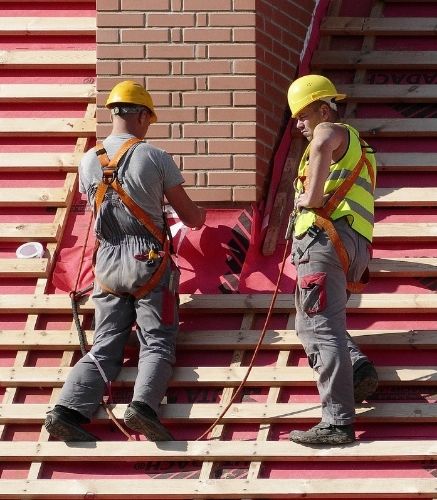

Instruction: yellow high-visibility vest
[294,123,377,242]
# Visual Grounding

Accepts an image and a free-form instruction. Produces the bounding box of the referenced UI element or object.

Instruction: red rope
[196,238,290,441]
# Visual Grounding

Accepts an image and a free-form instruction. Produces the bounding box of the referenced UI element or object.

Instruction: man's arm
[296,123,346,209]
[165,184,206,229]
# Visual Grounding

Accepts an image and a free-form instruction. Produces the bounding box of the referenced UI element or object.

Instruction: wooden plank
[375,187,437,206]
[0,259,49,278]
[1,328,436,350]
[0,223,59,242]
[312,50,437,69]
[373,223,437,240]
[377,152,437,172]
[0,187,69,207]
[1,478,436,498]
[0,365,435,387]
[0,50,95,68]
[342,118,437,137]
[321,17,437,36]
[0,153,81,172]
[3,151,432,173]
[1,402,436,424]
[0,439,435,462]
[336,84,437,103]
[370,257,437,277]
[0,118,95,137]
[2,292,437,314]
[0,17,95,35]
[0,84,96,103]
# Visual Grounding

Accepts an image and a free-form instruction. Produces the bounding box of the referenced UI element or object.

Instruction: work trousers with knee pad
[57,234,179,420]
[292,217,371,425]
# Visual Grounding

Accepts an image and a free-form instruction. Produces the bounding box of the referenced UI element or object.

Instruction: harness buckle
[102,169,116,184]
[307,225,321,238]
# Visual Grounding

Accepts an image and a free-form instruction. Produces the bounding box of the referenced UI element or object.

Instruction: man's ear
[320,102,331,119]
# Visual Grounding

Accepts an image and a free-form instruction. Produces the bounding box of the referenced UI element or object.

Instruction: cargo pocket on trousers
[299,272,327,314]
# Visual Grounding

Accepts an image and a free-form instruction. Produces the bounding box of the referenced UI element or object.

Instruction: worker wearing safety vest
[286,75,378,446]
[45,80,205,442]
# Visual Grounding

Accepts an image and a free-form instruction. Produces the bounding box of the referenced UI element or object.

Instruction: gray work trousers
[57,234,179,420]
[292,217,371,425]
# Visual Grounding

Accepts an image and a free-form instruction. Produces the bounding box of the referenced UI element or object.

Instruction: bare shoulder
[313,121,346,146]
[315,121,345,135]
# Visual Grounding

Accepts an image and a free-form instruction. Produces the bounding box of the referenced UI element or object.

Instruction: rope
[196,238,290,441]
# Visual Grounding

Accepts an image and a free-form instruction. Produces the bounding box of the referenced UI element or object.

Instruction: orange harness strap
[93,139,170,299]
[310,144,375,293]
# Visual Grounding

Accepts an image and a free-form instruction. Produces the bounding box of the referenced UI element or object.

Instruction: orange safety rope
[196,238,290,441]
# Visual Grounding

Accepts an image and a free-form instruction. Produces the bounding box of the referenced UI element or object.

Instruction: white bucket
[16,242,44,259]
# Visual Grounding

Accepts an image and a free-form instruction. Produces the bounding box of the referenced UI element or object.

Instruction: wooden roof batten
[1,1,437,499]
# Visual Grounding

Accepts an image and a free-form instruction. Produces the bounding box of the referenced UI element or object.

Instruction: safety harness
[93,137,171,299]
[298,138,376,293]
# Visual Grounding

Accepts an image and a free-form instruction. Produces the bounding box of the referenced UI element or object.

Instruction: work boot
[124,401,174,441]
[289,421,355,446]
[44,405,99,442]
[354,361,379,404]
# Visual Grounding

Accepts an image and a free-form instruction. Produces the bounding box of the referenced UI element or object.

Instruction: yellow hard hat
[105,80,157,123]
[287,74,346,117]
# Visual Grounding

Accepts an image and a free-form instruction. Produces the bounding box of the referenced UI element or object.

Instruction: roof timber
[0,365,435,387]
[291,119,437,137]
[370,257,437,276]
[2,402,436,424]
[373,223,437,240]
[345,118,437,137]
[321,17,437,36]
[0,153,81,172]
[375,187,437,206]
[0,118,95,137]
[1,328,436,351]
[376,153,437,172]
[312,50,437,69]
[1,292,437,314]
[0,259,50,278]
[0,187,71,207]
[1,439,436,462]
[0,223,60,242]
[0,84,96,103]
[0,17,95,36]
[0,186,433,208]
[0,172,76,207]
[1,478,436,498]
[0,50,96,69]
[336,84,437,103]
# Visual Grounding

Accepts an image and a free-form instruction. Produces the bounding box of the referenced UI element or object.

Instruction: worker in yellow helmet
[286,74,378,446]
[45,80,205,442]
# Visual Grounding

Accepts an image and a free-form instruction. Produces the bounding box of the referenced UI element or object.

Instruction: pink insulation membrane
[1,0,437,485]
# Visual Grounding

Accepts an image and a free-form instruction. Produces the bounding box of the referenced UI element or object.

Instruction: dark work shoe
[44,405,99,442]
[354,361,379,404]
[124,401,174,441]
[289,421,355,446]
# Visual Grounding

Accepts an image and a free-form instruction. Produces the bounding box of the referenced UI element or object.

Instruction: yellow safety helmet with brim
[105,80,157,123]
[287,74,346,117]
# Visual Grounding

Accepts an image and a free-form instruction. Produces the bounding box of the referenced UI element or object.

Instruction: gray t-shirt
[79,133,184,232]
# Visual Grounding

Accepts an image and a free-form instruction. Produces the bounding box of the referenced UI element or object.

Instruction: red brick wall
[96,0,316,204]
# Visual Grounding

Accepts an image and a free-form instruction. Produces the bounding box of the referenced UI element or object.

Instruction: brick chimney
[96,0,316,204]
